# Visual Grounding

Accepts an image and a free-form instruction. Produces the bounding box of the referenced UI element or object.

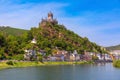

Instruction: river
[0,63,120,80]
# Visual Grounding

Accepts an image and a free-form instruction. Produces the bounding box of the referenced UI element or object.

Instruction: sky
[0,0,120,47]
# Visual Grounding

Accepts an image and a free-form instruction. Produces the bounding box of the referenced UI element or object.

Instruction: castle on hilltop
[39,12,58,27]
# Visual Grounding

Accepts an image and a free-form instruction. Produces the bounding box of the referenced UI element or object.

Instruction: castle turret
[39,12,58,27]
[47,12,53,22]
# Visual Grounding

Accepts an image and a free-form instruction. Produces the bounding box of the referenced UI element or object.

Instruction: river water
[0,63,120,80]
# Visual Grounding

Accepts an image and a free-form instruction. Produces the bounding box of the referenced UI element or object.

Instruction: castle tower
[39,12,58,27]
[47,12,53,22]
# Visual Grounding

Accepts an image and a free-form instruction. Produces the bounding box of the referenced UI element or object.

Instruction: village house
[110,50,120,60]
[83,52,93,61]
[69,50,80,61]
[24,49,37,60]
[50,50,65,61]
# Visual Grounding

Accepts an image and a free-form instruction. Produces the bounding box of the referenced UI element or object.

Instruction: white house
[110,50,120,60]
[31,38,37,44]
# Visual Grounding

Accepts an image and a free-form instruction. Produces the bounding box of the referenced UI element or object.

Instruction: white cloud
[0,1,120,47]
[0,2,68,29]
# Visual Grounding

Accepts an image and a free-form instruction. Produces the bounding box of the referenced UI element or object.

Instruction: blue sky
[0,0,120,47]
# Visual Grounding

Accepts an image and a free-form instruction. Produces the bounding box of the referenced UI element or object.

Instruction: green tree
[0,33,6,47]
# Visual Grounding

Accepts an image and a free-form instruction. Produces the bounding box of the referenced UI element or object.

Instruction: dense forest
[0,22,106,60]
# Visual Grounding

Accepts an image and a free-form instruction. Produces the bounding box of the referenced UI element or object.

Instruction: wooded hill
[0,26,28,36]
[0,20,106,60]
[29,21,105,55]
[106,45,120,50]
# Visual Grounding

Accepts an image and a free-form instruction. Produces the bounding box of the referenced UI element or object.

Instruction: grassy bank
[113,60,120,68]
[0,61,91,70]
[0,62,10,69]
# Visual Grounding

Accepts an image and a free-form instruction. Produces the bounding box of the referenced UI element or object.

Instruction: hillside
[27,12,105,54]
[0,26,28,36]
[106,45,120,50]
[0,12,106,60]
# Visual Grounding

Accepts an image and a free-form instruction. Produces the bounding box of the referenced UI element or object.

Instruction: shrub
[92,55,98,61]
[12,54,24,60]
[6,61,14,65]
[113,60,120,68]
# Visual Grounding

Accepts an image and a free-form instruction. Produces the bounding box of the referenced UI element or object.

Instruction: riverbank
[113,60,120,68]
[0,61,92,70]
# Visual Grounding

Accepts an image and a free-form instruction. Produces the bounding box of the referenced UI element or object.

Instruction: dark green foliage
[12,54,24,60]
[37,53,43,62]
[6,61,14,65]
[0,26,28,60]
[0,33,6,47]
[0,48,6,60]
